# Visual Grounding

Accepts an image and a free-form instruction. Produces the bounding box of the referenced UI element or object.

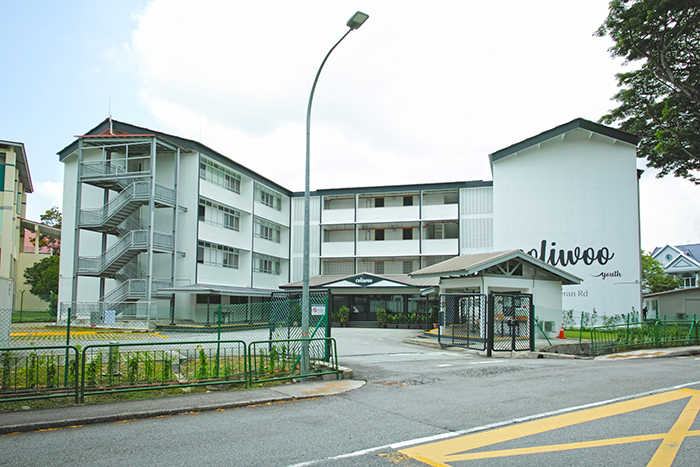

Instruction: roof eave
[488,118,639,168]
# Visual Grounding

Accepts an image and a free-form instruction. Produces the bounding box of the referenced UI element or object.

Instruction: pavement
[1,331,698,436]
[0,379,366,435]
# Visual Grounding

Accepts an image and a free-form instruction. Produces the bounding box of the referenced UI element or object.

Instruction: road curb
[0,396,290,435]
[0,379,364,435]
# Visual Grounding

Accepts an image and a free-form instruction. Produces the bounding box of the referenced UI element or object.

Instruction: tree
[23,255,60,315]
[29,206,62,255]
[641,251,682,293]
[596,0,700,182]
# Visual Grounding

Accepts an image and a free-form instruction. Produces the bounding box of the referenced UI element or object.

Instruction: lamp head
[347,11,369,30]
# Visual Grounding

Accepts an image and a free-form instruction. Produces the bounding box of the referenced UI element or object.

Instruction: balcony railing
[154,183,176,206]
[80,161,128,178]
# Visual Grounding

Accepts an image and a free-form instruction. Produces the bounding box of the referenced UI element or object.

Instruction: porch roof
[410,250,582,285]
[158,283,282,297]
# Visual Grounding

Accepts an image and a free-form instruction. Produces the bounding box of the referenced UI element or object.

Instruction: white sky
[2,0,698,252]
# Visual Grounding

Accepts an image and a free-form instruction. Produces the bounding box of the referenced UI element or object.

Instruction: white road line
[283,380,700,467]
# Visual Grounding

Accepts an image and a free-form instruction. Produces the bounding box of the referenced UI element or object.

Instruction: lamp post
[301,11,369,378]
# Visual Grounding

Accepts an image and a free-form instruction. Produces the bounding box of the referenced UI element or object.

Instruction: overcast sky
[2,0,698,252]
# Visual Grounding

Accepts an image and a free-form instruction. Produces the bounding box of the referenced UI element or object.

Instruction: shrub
[376,308,388,326]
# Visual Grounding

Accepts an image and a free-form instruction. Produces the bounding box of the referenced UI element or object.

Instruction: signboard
[345,273,379,287]
[105,309,116,324]
[311,306,325,316]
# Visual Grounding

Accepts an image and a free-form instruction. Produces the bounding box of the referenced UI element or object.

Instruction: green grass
[11,310,55,323]
[564,330,592,340]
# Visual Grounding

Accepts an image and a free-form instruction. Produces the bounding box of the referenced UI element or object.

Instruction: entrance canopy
[159,283,282,297]
[281,272,439,293]
[410,249,581,285]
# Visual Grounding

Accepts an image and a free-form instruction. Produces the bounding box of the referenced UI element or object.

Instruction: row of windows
[197,241,284,275]
[255,184,282,211]
[373,229,414,241]
[321,256,448,275]
[197,241,239,269]
[253,253,281,275]
[373,196,413,208]
[200,157,241,193]
[254,218,281,243]
[199,198,240,231]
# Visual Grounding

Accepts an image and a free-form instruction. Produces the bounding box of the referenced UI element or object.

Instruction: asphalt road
[1,328,699,467]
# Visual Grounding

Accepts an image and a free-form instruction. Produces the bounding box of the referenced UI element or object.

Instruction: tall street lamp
[301,11,369,378]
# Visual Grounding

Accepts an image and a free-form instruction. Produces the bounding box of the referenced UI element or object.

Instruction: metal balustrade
[102,278,173,307]
[102,279,147,305]
[79,181,150,230]
[80,161,128,178]
[153,231,174,251]
[77,230,149,276]
[154,183,176,206]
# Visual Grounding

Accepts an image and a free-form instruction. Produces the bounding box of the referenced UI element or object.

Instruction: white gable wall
[492,129,642,316]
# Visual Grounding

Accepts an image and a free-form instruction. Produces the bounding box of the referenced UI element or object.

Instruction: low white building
[56,117,642,324]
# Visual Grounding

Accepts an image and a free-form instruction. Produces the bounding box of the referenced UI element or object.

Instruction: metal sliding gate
[439,294,488,351]
[438,293,533,355]
[491,293,533,352]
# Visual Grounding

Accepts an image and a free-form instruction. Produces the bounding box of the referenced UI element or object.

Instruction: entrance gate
[438,293,534,356]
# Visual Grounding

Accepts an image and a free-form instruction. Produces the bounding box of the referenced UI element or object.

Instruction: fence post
[215,303,222,378]
[529,303,535,351]
[580,311,584,344]
[63,307,72,389]
[324,294,331,362]
[626,314,630,345]
[487,294,494,357]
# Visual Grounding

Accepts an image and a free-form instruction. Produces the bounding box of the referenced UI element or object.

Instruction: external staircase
[75,159,176,306]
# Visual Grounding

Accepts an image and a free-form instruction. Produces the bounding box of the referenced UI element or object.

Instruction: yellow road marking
[400,389,700,466]
[648,393,700,467]
[10,331,169,339]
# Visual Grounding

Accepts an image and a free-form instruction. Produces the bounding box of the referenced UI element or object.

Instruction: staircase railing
[79,181,150,227]
[77,230,149,275]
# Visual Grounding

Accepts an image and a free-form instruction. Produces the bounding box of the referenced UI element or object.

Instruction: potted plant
[397,312,409,329]
[430,305,439,329]
[330,309,341,327]
[386,313,398,329]
[338,306,350,327]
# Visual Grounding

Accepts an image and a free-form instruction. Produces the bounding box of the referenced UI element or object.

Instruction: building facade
[56,118,642,322]
[651,243,700,289]
[0,140,32,308]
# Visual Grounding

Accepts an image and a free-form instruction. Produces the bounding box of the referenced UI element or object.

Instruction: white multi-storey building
[57,117,642,323]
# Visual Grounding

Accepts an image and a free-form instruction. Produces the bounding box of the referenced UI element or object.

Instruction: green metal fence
[1,336,338,404]
[1,293,336,404]
[0,345,80,403]
[79,339,248,402]
[591,318,699,355]
[248,337,338,386]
